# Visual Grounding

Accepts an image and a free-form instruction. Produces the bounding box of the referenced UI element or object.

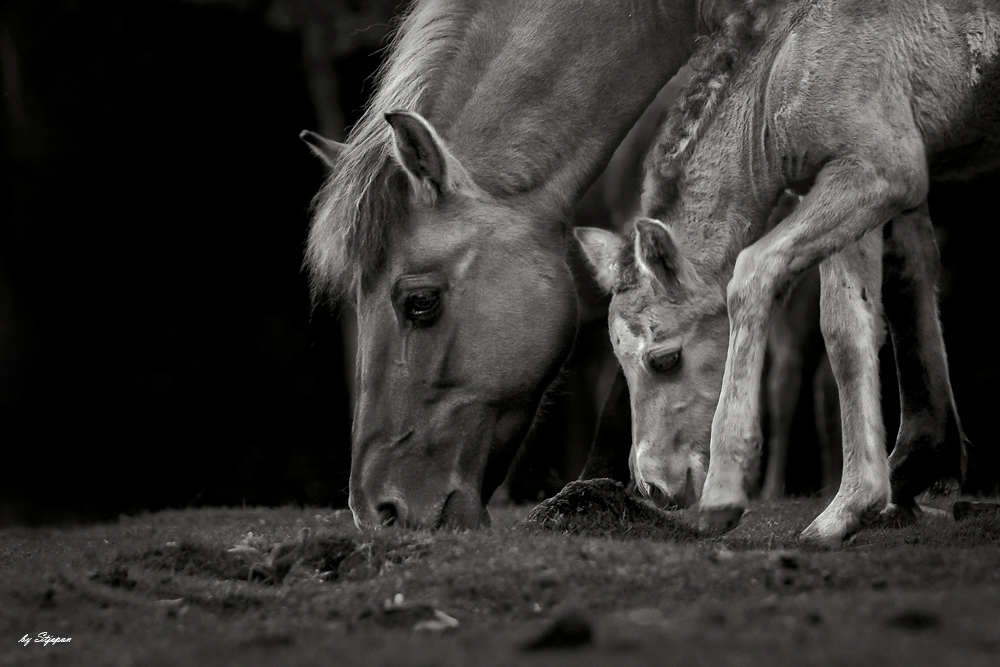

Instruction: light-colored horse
[577,0,989,544]
[305,0,744,528]
[574,94,843,498]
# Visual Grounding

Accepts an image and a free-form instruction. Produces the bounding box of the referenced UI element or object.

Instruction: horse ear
[384,110,472,200]
[575,227,626,292]
[633,218,697,296]
[299,130,344,169]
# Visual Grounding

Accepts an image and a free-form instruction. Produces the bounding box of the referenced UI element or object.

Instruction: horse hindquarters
[881,206,968,518]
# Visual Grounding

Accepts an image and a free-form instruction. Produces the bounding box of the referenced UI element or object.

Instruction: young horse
[577,0,988,544]
[572,93,843,498]
[306,0,744,529]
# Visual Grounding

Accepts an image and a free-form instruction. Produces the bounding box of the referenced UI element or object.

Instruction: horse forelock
[644,0,789,218]
[306,0,479,303]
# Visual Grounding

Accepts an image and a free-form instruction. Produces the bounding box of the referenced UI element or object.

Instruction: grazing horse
[573,94,843,498]
[305,0,745,529]
[577,0,989,544]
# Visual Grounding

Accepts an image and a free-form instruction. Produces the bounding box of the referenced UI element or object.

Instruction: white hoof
[800,494,887,546]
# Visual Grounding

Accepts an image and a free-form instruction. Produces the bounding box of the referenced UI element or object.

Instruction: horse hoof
[879,503,921,528]
[800,501,883,547]
[697,506,744,534]
[798,523,845,549]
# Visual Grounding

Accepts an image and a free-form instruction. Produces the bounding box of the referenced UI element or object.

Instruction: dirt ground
[2,494,999,666]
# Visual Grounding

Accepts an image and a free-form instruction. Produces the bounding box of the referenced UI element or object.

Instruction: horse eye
[647,349,681,374]
[403,289,442,327]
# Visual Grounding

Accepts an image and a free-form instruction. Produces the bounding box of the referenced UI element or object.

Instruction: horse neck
[430,0,701,213]
[662,83,789,286]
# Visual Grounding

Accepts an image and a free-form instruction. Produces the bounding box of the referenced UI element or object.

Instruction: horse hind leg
[881,205,968,523]
[800,230,890,546]
[759,192,810,500]
[760,268,821,499]
[759,328,800,500]
[812,352,842,496]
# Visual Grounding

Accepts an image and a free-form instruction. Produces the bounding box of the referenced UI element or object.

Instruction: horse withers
[577,0,989,544]
[303,0,745,529]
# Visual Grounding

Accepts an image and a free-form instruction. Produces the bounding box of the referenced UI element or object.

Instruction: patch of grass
[2,500,1000,666]
[120,540,248,580]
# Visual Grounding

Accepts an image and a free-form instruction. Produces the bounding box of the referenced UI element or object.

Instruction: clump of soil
[89,564,137,589]
[110,531,432,588]
[522,608,594,650]
[301,533,432,582]
[123,541,249,580]
[518,479,701,540]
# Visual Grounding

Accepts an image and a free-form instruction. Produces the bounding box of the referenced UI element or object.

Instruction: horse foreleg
[698,151,925,537]
[881,205,967,523]
[800,231,889,545]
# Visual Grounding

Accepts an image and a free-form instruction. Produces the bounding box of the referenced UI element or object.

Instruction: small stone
[523,609,594,651]
[413,610,460,633]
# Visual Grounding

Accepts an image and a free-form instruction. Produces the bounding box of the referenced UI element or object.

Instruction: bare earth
[2,496,999,666]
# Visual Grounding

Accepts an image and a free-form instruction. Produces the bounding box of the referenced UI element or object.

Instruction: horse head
[576,219,728,509]
[309,112,577,528]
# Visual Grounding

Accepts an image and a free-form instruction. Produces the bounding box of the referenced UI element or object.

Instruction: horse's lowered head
[576,219,728,509]
[308,111,577,529]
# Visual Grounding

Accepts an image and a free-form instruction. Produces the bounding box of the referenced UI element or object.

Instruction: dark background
[1,0,996,526]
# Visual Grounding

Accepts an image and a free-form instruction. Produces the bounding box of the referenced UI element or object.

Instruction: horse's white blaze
[453,246,479,281]
[610,314,646,362]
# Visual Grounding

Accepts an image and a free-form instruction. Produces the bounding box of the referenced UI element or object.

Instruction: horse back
[764,0,1000,180]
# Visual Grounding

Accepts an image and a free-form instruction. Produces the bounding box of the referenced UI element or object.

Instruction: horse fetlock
[699,469,749,516]
[888,429,965,505]
[879,502,922,528]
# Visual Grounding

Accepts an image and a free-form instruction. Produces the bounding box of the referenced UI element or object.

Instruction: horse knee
[728,246,782,318]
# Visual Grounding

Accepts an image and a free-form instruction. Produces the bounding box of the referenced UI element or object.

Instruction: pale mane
[641,0,791,217]
[306,0,479,302]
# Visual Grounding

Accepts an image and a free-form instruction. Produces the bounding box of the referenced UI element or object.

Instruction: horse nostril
[376,500,403,526]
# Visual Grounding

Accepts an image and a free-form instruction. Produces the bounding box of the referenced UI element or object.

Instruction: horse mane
[306,0,478,302]
[641,0,787,217]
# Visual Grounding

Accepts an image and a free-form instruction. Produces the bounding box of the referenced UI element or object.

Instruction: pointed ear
[299,130,344,169]
[575,227,627,292]
[633,218,697,298]
[384,110,473,200]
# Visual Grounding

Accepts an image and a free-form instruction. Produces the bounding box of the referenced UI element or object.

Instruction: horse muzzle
[350,484,489,529]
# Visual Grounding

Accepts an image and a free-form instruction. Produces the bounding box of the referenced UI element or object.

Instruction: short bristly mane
[641,0,786,218]
[306,0,476,303]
